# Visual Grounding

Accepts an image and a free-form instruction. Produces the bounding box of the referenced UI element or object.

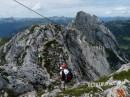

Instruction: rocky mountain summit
[0,11,128,97]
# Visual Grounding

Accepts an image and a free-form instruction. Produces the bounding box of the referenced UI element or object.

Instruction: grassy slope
[113,69,130,81]
[57,85,112,97]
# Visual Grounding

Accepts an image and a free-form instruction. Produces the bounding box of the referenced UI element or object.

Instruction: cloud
[114,7,127,11]
[105,11,112,15]
[32,2,41,11]
[0,0,130,17]
[104,6,130,16]
[114,7,129,15]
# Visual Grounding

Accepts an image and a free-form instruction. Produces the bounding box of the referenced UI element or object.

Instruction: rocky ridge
[0,11,128,97]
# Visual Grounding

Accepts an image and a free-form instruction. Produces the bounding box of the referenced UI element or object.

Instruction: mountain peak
[77,11,91,18]
[75,11,99,24]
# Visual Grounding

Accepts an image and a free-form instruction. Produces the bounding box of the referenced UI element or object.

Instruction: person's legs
[61,81,65,90]
[63,81,65,90]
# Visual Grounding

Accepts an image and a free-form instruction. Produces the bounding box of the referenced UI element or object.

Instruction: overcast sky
[0,0,130,17]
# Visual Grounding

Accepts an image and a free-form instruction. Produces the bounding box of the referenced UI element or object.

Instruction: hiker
[59,63,73,90]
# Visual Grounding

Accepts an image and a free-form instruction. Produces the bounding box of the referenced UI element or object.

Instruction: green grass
[113,69,130,81]
[119,45,130,50]
[37,88,45,97]
[56,84,113,97]
[30,25,39,33]
[95,69,130,82]
[119,44,130,59]
[42,39,64,77]
[58,87,99,97]
[0,51,6,65]
[122,36,130,41]
[0,38,10,47]
[95,76,110,82]
[117,35,130,59]
[5,89,17,97]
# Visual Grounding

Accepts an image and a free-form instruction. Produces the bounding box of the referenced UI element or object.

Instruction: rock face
[68,11,126,80]
[71,11,126,65]
[0,11,127,96]
[0,77,7,90]
[71,11,118,48]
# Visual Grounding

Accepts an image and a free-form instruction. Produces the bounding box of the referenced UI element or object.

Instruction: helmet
[60,63,68,69]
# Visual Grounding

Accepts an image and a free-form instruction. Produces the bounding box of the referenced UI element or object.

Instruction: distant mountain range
[0,17,130,38]
[101,17,130,22]
[105,20,130,59]
[0,17,73,38]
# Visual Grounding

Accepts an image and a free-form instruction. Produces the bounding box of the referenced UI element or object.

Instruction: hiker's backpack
[60,68,73,82]
[66,69,73,82]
